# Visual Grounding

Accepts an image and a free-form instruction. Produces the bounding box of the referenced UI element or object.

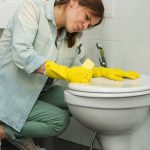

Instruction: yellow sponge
[82,58,95,70]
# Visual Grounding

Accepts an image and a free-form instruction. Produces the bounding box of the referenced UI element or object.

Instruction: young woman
[0,0,104,148]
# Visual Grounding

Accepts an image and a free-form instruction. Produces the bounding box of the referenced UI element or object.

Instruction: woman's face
[65,0,101,33]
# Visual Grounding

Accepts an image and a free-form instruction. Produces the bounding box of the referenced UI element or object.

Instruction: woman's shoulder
[30,0,45,5]
[21,0,45,11]
[17,0,47,21]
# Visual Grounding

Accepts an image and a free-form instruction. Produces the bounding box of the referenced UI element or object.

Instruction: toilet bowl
[64,75,150,150]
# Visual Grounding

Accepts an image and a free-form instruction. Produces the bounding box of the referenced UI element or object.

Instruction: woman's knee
[58,110,70,133]
[47,109,70,136]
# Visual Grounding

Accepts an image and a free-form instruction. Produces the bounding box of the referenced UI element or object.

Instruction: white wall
[82,0,150,75]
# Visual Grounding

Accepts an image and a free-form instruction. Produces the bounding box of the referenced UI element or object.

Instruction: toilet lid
[68,75,150,94]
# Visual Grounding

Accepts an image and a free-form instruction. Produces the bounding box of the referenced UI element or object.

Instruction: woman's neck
[54,4,67,29]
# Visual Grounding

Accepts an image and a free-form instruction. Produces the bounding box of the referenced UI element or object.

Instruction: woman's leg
[39,85,68,109]
[0,125,7,139]
[5,100,69,140]
[3,85,69,141]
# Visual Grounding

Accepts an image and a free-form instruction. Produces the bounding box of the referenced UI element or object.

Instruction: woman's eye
[85,15,89,20]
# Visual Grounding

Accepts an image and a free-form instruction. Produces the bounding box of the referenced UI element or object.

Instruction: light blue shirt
[0,0,81,131]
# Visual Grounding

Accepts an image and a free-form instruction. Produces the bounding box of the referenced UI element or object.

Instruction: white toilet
[64,75,150,150]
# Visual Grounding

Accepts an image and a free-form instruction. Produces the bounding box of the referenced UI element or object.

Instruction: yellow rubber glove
[92,67,140,81]
[45,61,92,83]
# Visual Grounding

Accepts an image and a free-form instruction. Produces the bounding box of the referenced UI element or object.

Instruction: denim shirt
[0,0,81,131]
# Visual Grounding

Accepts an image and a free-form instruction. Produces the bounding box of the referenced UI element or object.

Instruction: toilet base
[97,133,131,150]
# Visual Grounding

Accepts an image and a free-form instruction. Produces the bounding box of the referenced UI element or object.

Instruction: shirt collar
[44,0,56,26]
[58,28,67,41]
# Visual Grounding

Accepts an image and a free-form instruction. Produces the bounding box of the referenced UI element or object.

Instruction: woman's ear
[69,0,79,7]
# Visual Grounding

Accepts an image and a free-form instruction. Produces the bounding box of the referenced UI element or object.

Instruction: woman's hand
[45,61,92,83]
[92,67,140,81]
[35,64,46,74]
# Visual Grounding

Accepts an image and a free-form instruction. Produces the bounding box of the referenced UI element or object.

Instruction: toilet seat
[68,75,150,98]
[67,89,150,97]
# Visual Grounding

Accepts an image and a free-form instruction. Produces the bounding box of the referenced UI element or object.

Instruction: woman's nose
[83,21,90,29]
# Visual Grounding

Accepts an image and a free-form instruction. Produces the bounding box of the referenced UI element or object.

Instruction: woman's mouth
[77,24,82,32]
[77,24,80,31]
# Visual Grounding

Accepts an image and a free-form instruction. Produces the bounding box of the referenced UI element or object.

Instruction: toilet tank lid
[68,75,150,93]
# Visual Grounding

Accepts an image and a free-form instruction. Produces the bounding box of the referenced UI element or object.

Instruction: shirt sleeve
[11,0,46,74]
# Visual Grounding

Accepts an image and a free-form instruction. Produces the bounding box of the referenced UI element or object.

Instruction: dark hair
[55,0,104,47]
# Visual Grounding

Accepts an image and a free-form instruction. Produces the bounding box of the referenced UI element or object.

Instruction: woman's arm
[11,0,46,74]
[35,63,45,74]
